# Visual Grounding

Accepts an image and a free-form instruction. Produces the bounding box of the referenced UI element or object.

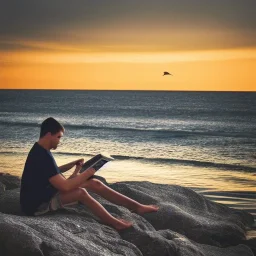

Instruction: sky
[0,0,255,91]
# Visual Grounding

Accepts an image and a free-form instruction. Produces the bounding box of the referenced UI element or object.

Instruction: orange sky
[0,1,255,91]
[1,47,255,91]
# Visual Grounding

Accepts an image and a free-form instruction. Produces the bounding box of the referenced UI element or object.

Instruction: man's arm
[49,168,96,192]
[58,158,84,173]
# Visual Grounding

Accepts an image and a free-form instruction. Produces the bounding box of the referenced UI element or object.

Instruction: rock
[0,175,255,256]
[0,174,21,190]
[111,182,254,246]
[245,238,256,256]
[0,188,24,215]
[0,182,5,194]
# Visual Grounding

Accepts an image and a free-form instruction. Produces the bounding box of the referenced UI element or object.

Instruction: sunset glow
[0,1,255,91]
[1,47,255,91]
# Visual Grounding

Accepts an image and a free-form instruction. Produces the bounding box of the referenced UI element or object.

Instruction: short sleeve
[45,152,61,179]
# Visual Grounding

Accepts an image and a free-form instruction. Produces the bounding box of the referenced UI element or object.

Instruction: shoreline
[195,189,256,218]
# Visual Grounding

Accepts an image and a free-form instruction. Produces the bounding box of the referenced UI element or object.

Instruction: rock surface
[0,174,255,256]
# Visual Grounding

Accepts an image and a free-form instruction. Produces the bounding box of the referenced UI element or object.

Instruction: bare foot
[112,219,133,231]
[133,204,159,215]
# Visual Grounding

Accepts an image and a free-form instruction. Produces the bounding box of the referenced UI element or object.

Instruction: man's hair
[40,117,65,138]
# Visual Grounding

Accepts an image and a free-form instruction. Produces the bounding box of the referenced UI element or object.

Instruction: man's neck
[37,139,51,151]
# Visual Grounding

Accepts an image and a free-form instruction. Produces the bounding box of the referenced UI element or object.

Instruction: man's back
[20,142,60,215]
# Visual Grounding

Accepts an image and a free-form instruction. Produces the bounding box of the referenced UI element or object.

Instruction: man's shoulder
[28,142,50,159]
[30,142,45,154]
[23,142,60,177]
[24,143,53,170]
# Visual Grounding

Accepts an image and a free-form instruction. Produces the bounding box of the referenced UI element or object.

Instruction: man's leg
[81,178,159,214]
[59,188,132,230]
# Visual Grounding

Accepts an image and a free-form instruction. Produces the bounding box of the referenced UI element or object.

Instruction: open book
[79,153,114,173]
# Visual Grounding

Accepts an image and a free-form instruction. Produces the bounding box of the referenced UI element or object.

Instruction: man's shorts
[34,192,78,216]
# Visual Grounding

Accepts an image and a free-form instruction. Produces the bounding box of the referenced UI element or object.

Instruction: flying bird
[163,71,173,76]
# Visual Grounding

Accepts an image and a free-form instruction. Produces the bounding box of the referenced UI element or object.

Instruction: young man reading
[20,117,158,230]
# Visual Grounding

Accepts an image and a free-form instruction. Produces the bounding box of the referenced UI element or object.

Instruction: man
[20,117,158,230]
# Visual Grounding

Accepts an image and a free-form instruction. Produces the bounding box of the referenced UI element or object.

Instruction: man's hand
[75,158,84,167]
[85,168,96,179]
[69,159,84,179]
[75,159,84,171]
[58,158,84,173]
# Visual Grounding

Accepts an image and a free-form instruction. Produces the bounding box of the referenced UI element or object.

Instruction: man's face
[50,131,63,150]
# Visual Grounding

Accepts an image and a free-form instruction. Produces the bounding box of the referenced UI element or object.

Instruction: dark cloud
[0,0,255,50]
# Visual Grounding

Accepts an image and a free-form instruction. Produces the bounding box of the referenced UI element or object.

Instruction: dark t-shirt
[20,142,61,215]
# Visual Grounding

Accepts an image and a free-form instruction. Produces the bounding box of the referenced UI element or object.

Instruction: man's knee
[87,178,105,191]
[59,187,89,205]
[76,187,90,200]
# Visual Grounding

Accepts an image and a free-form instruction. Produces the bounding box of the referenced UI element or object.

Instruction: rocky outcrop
[0,174,255,256]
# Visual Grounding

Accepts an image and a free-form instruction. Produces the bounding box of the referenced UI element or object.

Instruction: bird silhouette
[163,71,172,76]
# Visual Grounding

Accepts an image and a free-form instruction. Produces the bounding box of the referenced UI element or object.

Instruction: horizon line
[0,89,255,93]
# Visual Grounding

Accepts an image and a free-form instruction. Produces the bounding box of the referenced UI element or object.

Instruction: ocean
[0,90,255,215]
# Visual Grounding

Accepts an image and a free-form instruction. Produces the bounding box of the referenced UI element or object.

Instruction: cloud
[0,0,255,51]
[1,48,256,66]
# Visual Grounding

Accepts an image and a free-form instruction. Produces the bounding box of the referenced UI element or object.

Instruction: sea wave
[0,120,40,127]
[53,152,256,173]
[0,120,255,139]
[115,156,256,172]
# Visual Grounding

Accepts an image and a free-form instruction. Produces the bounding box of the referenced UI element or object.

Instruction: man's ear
[45,132,52,137]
